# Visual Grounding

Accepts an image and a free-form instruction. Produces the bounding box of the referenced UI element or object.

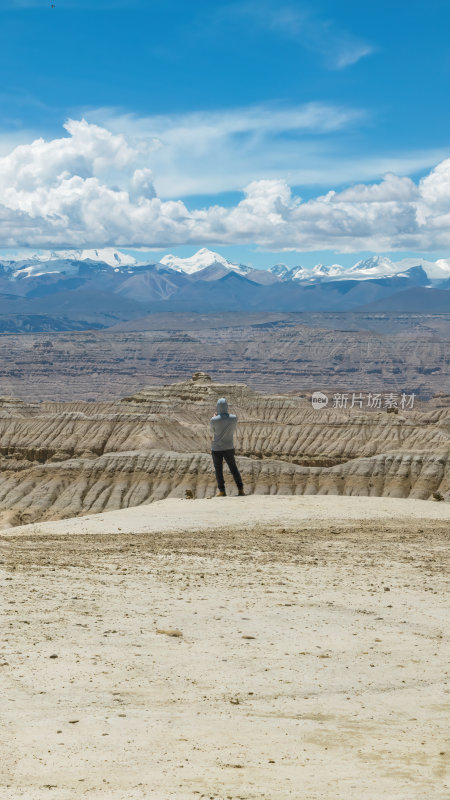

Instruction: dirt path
[1,497,449,799]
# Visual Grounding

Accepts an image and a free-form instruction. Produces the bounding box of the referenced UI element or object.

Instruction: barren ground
[1,496,449,800]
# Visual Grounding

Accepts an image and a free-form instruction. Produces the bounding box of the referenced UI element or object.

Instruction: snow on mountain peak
[160,248,241,274]
[77,248,138,267]
[268,264,290,278]
[49,248,138,267]
[2,247,138,268]
[290,266,309,281]
[312,263,344,278]
[348,256,397,277]
[1,245,449,286]
[353,255,394,268]
[395,257,450,280]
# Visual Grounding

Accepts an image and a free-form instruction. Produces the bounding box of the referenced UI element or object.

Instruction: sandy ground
[1,495,449,800]
[4,495,450,538]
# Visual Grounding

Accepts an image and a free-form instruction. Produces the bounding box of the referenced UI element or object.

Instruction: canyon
[0,371,448,528]
[0,311,449,403]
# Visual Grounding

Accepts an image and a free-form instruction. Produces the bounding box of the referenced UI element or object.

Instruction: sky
[0,0,450,266]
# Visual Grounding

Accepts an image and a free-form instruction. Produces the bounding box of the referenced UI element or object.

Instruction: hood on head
[216,397,228,415]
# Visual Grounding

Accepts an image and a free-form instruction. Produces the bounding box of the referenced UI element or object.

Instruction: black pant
[212,448,243,492]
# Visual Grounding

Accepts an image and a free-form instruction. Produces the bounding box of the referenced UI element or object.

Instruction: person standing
[210,397,245,497]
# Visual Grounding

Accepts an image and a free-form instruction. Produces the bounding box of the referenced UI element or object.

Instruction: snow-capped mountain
[2,246,450,283]
[268,264,310,281]
[269,255,449,283]
[394,257,450,281]
[290,266,310,281]
[0,244,447,332]
[69,248,138,267]
[345,255,397,279]
[268,264,291,279]
[160,248,248,276]
[311,263,345,279]
[342,256,450,283]
[2,248,138,269]
[0,246,448,333]
[269,262,346,282]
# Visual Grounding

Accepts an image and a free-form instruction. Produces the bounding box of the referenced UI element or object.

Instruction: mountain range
[0,247,448,332]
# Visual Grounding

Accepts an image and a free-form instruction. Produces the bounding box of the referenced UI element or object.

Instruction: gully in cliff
[210,397,245,497]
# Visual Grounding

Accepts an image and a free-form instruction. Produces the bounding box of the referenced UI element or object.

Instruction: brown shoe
[217,491,226,497]
[238,489,245,496]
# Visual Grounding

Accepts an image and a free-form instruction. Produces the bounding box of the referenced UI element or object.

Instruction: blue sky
[1,0,450,265]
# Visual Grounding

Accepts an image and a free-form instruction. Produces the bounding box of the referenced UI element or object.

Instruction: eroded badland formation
[0,368,448,528]
[0,311,448,402]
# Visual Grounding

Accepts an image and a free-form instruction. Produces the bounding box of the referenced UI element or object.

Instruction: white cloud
[333,173,419,204]
[92,103,365,198]
[89,105,449,200]
[1,118,450,252]
[223,2,374,70]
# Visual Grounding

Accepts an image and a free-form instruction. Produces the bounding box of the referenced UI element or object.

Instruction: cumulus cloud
[1,118,450,252]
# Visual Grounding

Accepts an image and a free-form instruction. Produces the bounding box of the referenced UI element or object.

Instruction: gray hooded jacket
[210,398,238,452]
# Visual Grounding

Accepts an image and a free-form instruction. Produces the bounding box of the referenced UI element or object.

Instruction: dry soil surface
[1,496,449,800]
